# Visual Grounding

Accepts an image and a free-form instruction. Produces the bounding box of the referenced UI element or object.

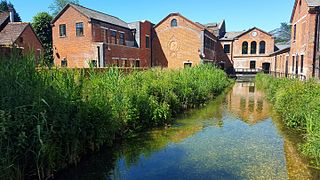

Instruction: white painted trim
[292,14,307,25]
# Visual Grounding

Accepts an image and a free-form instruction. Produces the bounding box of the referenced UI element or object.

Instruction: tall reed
[256,74,320,167]
[0,54,231,179]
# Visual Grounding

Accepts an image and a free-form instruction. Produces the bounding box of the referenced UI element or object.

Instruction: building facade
[289,0,320,79]
[270,44,291,76]
[219,28,275,73]
[152,13,232,69]
[0,11,43,58]
[52,3,152,68]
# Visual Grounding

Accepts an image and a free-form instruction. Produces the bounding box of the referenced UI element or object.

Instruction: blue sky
[10,0,294,32]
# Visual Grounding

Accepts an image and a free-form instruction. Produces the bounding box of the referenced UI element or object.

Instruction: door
[262,63,270,74]
[285,59,289,77]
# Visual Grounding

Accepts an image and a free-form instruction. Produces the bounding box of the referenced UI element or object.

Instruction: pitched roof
[271,43,291,55]
[235,27,273,39]
[306,0,320,7]
[0,22,28,46]
[291,0,320,23]
[0,11,9,27]
[219,31,245,41]
[154,13,205,30]
[52,3,129,29]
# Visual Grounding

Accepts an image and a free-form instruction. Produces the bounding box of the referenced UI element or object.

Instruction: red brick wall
[103,21,152,68]
[290,0,317,78]
[16,25,43,58]
[232,28,274,69]
[52,6,94,68]
[152,14,204,69]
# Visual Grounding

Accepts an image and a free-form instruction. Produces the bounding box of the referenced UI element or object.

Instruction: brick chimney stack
[8,6,14,22]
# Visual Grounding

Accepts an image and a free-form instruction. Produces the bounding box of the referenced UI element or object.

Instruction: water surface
[56,83,320,180]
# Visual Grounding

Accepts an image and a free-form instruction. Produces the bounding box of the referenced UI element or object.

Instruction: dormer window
[171,19,177,27]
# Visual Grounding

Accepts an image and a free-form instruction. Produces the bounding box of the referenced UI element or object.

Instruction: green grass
[0,54,232,179]
[256,73,320,167]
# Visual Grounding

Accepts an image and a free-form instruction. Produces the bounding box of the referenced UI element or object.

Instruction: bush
[0,55,232,179]
[256,73,320,167]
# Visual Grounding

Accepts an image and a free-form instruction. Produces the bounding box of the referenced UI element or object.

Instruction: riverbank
[256,74,320,168]
[0,55,232,179]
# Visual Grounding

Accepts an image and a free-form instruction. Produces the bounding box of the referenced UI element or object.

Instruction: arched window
[251,41,257,54]
[259,41,266,54]
[171,19,177,27]
[242,41,248,54]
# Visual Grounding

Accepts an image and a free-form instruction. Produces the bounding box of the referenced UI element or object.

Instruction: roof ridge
[69,3,127,24]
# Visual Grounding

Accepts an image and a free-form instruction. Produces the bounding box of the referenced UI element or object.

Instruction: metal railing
[269,71,307,81]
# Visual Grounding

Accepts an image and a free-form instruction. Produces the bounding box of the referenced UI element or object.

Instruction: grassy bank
[256,74,320,167]
[0,54,232,179]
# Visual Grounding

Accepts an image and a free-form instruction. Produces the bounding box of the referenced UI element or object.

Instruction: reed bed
[256,74,320,167]
[0,54,231,179]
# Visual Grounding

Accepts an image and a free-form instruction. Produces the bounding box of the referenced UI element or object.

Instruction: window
[61,58,67,67]
[59,24,66,37]
[251,41,257,54]
[301,55,304,73]
[184,62,192,68]
[146,35,150,48]
[91,60,98,68]
[259,41,266,54]
[242,41,248,54]
[250,61,256,69]
[224,44,230,53]
[171,19,177,27]
[292,56,295,72]
[111,30,117,44]
[135,60,140,67]
[119,32,125,45]
[293,24,297,41]
[76,22,84,36]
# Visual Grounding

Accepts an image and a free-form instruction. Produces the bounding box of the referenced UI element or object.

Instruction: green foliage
[49,0,79,16]
[0,0,21,22]
[0,54,231,179]
[32,12,53,65]
[256,74,320,167]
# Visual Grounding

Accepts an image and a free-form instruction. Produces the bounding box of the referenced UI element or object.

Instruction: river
[55,82,320,180]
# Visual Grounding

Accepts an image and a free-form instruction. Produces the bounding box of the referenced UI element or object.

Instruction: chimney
[8,6,14,22]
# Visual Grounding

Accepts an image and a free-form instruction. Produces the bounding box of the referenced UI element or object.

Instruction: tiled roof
[306,0,320,7]
[69,3,129,29]
[0,12,9,27]
[271,43,291,55]
[0,22,28,45]
[219,31,245,41]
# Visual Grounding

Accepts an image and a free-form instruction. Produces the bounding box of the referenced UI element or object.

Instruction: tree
[270,22,291,44]
[32,12,53,65]
[49,0,79,16]
[0,0,21,22]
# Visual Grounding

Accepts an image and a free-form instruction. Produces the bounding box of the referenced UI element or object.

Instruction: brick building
[52,3,152,68]
[270,43,291,76]
[219,27,275,73]
[152,13,232,70]
[288,0,320,79]
[0,11,43,58]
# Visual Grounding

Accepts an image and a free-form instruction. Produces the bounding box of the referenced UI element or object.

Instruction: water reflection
[55,83,320,180]
[226,83,270,124]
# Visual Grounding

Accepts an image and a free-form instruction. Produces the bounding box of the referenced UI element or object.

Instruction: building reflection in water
[226,82,270,124]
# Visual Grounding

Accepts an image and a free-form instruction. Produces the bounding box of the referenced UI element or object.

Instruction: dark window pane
[76,22,83,36]
[59,24,66,37]
[242,42,248,54]
[224,44,230,53]
[251,41,257,54]
[259,41,266,54]
[146,36,150,48]
[171,19,177,27]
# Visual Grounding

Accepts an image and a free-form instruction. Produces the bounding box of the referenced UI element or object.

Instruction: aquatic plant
[0,54,231,179]
[256,73,320,167]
